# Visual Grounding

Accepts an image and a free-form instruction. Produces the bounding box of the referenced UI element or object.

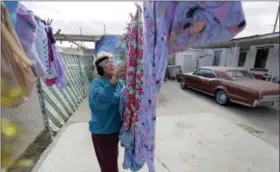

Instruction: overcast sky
[22,1,279,48]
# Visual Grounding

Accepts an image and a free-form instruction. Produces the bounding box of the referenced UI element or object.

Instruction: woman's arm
[89,80,117,110]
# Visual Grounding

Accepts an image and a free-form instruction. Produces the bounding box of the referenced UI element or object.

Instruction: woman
[89,51,126,172]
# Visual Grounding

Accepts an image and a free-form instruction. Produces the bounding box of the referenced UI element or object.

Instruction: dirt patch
[8,129,52,172]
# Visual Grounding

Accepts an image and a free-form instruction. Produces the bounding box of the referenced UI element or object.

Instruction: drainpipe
[224,49,229,66]
[234,43,238,67]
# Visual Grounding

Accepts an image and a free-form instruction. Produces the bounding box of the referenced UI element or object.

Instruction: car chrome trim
[187,86,214,96]
[253,95,279,107]
[230,100,252,107]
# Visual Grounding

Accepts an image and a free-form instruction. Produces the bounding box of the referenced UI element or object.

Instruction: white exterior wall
[265,46,279,79]
[239,44,279,80]
[244,49,257,69]
[175,43,279,80]
[175,51,198,73]
[212,47,239,67]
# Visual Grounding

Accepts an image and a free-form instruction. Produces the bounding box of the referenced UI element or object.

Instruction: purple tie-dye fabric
[15,4,46,77]
[47,25,66,88]
[128,2,246,172]
[51,44,66,88]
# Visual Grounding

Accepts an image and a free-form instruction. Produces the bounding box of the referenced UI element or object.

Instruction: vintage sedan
[179,67,280,107]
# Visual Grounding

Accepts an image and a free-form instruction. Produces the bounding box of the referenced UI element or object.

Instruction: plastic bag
[1,3,35,108]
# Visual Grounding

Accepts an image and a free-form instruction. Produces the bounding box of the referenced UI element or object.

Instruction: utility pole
[79,27,82,47]
[273,1,280,33]
[103,24,106,35]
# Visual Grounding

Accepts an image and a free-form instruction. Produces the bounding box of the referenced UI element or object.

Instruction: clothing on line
[123,2,246,172]
[119,6,145,171]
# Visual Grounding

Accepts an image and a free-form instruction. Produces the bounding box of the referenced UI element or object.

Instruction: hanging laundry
[119,5,145,171]
[168,1,246,55]
[44,25,58,86]
[34,17,49,77]
[46,25,66,88]
[15,3,46,77]
[1,3,36,108]
[95,35,126,67]
[3,1,19,27]
[128,2,246,172]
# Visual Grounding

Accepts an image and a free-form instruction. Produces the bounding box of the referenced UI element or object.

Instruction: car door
[199,69,217,94]
[190,68,205,90]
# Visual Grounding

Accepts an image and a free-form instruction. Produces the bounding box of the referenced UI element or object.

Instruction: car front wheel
[215,90,228,105]
[180,79,187,89]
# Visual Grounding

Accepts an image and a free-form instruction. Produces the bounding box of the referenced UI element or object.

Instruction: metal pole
[273,2,280,33]
[104,24,106,35]
[79,27,83,47]
[36,78,53,141]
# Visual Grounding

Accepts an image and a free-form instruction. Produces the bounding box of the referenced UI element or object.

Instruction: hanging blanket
[119,6,145,171]
[95,35,126,67]
[127,2,246,172]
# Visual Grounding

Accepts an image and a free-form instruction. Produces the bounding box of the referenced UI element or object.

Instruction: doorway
[254,48,269,69]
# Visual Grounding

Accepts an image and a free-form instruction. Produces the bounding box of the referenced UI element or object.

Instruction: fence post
[36,77,53,141]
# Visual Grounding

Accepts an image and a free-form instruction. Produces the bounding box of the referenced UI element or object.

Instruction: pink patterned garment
[122,7,144,131]
[119,7,146,171]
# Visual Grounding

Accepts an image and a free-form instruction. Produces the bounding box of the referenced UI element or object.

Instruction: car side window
[199,69,216,78]
[193,69,202,76]
[205,70,216,78]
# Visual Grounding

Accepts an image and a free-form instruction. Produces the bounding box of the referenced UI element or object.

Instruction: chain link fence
[38,52,91,138]
[2,51,93,171]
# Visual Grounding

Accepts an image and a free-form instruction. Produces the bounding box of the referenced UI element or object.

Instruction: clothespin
[129,12,133,20]
[134,1,142,13]
[46,18,53,25]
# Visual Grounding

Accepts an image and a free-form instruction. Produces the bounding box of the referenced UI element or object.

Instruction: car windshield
[226,70,255,80]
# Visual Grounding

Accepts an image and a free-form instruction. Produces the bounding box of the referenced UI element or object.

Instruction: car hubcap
[180,80,184,88]
[218,93,226,103]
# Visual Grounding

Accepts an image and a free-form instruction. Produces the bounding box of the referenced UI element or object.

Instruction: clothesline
[1,1,66,108]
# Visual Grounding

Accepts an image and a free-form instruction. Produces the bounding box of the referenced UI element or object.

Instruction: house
[175,32,279,81]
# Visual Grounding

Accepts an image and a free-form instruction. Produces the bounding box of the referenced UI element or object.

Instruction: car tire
[180,79,187,89]
[215,90,228,105]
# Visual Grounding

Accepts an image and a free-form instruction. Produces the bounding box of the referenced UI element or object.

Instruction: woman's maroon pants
[91,132,119,172]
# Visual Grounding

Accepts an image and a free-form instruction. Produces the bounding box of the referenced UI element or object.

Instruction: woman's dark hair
[95,56,109,76]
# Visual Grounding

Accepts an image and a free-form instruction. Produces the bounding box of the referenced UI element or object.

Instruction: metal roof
[191,32,280,49]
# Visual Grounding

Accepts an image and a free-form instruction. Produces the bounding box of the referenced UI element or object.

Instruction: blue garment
[3,1,19,27]
[89,77,125,134]
[132,2,246,172]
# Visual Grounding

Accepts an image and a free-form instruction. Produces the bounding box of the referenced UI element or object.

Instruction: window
[200,69,216,78]
[193,69,203,76]
[238,51,247,67]
[213,50,222,66]
[194,68,216,78]
[226,70,255,80]
[254,48,269,68]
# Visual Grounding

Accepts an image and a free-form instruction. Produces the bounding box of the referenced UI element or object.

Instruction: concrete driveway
[158,81,279,148]
[32,80,279,172]
[33,114,279,172]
